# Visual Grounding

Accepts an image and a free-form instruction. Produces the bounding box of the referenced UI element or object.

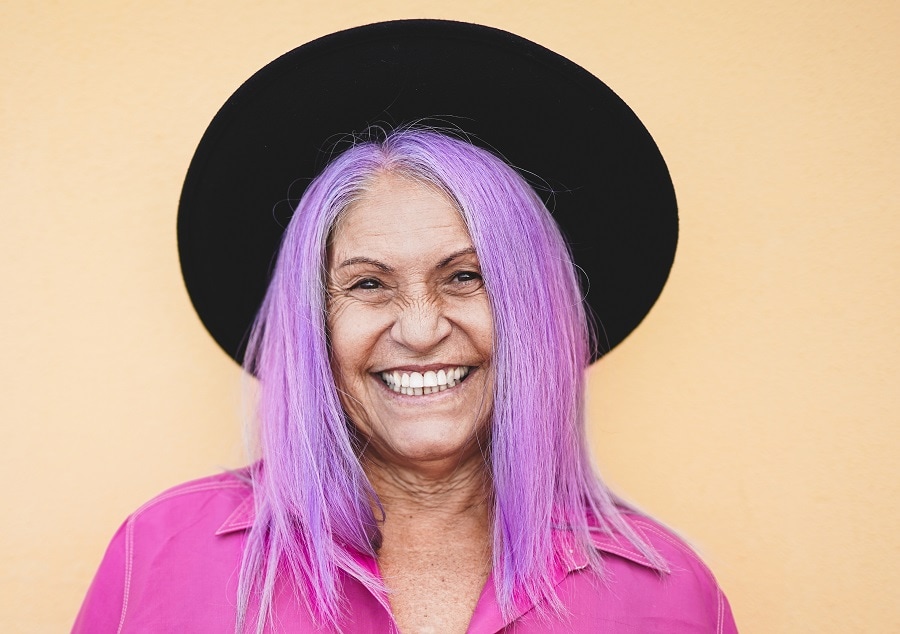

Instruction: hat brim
[178,19,677,365]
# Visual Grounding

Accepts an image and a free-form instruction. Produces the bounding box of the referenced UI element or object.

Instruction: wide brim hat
[178,19,677,365]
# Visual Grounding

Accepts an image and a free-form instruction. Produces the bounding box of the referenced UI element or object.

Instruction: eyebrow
[336,256,394,272]
[336,247,478,272]
[435,247,478,269]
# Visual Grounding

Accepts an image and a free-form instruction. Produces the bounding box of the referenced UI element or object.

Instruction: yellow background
[2,1,898,632]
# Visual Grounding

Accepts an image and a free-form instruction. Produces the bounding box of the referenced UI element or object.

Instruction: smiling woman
[73,20,737,634]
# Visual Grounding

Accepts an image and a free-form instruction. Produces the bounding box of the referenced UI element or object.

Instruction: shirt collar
[216,490,655,570]
[214,492,254,535]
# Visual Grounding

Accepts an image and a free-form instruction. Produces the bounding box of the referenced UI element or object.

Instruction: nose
[390,298,452,353]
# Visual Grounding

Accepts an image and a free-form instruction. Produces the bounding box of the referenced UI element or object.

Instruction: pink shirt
[73,472,737,633]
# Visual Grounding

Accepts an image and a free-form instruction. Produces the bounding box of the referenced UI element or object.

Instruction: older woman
[74,21,737,634]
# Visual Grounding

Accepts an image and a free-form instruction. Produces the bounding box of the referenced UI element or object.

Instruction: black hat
[178,19,677,365]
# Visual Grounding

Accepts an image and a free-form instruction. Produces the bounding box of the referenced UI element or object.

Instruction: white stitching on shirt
[717,585,725,633]
[116,518,134,634]
[131,481,249,516]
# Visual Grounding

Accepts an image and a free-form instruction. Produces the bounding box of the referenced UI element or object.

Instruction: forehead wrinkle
[328,173,476,273]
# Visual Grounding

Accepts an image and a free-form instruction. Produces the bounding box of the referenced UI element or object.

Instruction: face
[327,173,493,469]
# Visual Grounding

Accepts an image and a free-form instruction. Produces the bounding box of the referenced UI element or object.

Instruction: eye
[351,278,383,291]
[450,270,483,286]
[454,271,481,283]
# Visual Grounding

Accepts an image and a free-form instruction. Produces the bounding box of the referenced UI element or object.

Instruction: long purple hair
[238,129,664,632]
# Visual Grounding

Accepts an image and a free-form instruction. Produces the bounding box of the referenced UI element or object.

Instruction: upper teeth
[380,366,471,395]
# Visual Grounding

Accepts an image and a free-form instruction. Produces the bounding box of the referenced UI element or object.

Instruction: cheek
[460,298,494,357]
[329,327,364,387]
[327,307,350,378]
[328,304,388,381]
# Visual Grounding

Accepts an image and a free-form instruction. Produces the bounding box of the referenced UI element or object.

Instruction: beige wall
[2,1,898,631]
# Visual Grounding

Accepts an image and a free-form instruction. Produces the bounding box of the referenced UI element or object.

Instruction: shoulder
[73,470,254,633]
[126,469,253,534]
[620,512,723,580]
[580,512,738,633]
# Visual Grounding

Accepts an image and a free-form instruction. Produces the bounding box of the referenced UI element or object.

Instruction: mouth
[378,366,472,396]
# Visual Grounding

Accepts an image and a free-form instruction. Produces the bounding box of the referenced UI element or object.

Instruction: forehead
[329,173,474,262]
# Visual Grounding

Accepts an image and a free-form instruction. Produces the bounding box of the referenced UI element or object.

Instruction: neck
[363,452,494,633]
[363,450,492,520]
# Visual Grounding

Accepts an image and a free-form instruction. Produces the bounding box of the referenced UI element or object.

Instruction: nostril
[390,305,452,351]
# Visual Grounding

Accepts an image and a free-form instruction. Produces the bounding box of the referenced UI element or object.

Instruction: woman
[75,21,737,633]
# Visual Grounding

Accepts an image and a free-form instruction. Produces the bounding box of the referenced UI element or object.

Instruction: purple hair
[238,129,664,632]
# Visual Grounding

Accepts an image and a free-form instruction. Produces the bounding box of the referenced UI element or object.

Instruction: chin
[385,427,484,464]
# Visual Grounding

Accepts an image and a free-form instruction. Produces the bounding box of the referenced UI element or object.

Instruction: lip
[373,363,471,373]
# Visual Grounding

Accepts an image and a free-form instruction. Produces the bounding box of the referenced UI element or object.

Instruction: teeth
[379,366,471,396]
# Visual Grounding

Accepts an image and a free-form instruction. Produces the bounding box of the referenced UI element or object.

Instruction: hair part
[237,127,664,632]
